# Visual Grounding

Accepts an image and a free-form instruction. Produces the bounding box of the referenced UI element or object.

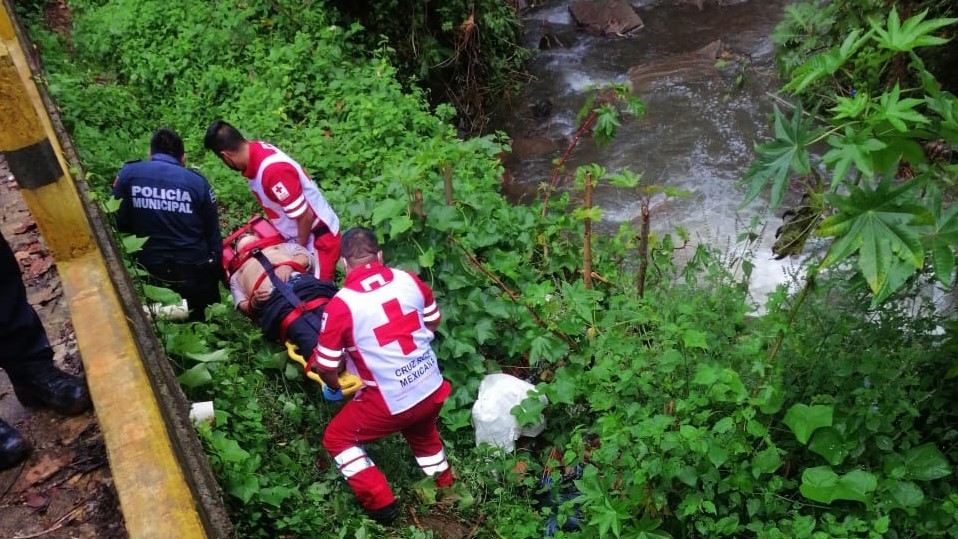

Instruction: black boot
[366,500,400,525]
[0,419,31,470]
[10,365,91,416]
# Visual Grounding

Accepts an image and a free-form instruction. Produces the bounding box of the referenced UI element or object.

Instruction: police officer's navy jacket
[113,154,222,267]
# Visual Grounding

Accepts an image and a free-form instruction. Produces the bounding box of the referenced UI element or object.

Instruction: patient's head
[236,234,258,253]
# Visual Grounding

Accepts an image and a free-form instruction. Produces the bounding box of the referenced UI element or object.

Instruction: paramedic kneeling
[230,236,338,354]
[113,128,223,321]
[308,227,453,525]
[204,119,341,280]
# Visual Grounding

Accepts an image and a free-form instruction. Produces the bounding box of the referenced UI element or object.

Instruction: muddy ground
[0,156,126,539]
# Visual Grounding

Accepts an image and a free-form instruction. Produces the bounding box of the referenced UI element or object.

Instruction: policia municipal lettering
[113,129,223,321]
[129,185,194,213]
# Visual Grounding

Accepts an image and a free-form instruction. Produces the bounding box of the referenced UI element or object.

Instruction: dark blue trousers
[258,275,338,354]
[0,231,53,379]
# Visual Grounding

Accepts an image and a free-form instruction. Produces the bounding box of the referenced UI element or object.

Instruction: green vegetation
[753,6,958,305]
[332,0,531,132]
[19,0,958,537]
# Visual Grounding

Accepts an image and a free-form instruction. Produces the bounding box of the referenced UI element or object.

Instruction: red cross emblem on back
[374,299,422,354]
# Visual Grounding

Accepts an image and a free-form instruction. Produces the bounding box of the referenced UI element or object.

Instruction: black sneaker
[10,365,91,416]
[0,419,31,471]
[366,500,400,525]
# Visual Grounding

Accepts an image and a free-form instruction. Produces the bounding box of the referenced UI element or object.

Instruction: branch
[447,234,576,348]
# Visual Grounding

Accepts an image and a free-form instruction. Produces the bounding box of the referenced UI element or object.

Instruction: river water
[493,0,802,306]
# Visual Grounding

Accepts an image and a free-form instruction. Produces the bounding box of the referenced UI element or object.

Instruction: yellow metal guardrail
[1,3,231,537]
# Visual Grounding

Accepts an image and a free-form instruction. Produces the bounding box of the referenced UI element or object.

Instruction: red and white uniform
[243,141,340,280]
[314,262,452,511]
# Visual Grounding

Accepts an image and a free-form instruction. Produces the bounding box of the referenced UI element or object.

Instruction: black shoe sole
[14,388,91,416]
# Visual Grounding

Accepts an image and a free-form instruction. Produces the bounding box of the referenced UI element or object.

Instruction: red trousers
[313,231,341,281]
[323,380,454,510]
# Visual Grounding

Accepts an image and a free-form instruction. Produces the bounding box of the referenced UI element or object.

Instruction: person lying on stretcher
[229,235,338,356]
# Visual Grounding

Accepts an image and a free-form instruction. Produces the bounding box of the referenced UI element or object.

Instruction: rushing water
[492,0,804,306]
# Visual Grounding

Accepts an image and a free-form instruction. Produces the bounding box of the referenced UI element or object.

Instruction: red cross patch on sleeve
[271,182,291,201]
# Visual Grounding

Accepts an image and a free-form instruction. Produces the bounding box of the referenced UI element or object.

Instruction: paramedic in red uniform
[308,227,453,525]
[203,119,341,280]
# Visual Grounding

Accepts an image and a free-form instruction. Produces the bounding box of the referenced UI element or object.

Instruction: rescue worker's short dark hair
[340,227,380,262]
[150,128,184,158]
[204,119,246,153]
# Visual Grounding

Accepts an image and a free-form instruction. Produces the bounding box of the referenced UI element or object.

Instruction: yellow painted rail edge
[1,4,232,538]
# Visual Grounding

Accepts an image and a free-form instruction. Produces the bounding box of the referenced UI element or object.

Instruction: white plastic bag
[472,373,547,452]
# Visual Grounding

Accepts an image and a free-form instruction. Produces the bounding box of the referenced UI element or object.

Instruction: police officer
[1,230,91,469]
[113,128,223,321]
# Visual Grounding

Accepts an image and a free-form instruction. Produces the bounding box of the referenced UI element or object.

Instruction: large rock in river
[627,39,724,94]
[569,0,644,36]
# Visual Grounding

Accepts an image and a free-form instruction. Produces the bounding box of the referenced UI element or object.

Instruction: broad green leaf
[635,516,672,539]
[388,215,414,236]
[783,404,833,444]
[103,196,122,213]
[752,446,782,477]
[822,127,887,183]
[122,234,148,254]
[418,247,435,268]
[213,433,251,463]
[871,9,958,52]
[473,317,495,344]
[800,466,876,504]
[902,443,952,481]
[573,206,604,222]
[887,480,925,508]
[542,366,579,405]
[712,416,735,434]
[752,384,785,414]
[741,106,816,210]
[932,244,956,287]
[925,91,958,141]
[921,188,958,287]
[831,469,878,503]
[228,475,260,504]
[258,486,295,508]
[529,333,569,363]
[625,96,646,119]
[284,362,301,380]
[608,170,641,188]
[142,284,182,305]
[830,91,870,120]
[873,136,927,175]
[708,445,729,468]
[681,328,708,349]
[370,198,406,226]
[510,393,546,428]
[808,427,850,465]
[691,364,720,386]
[783,29,869,94]
[186,349,228,363]
[818,178,932,303]
[427,205,466,232]
[178,363,213,388]
[870,84,930,132]
[594,104,621,146]
[593,500,625,539]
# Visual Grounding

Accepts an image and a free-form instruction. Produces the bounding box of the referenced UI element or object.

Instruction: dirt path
[0,156,126,539]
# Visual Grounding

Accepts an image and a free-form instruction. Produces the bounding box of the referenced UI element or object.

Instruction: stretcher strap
[278,296,330,342]
[251,250,323,334]
[250,261,308,300]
